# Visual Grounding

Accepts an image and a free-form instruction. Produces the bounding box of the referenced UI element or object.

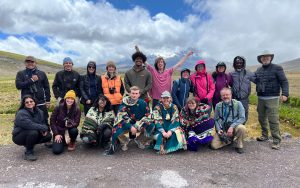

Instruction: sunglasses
[25,60,35,63]
[88,66,95,69]
[25,100,34,104]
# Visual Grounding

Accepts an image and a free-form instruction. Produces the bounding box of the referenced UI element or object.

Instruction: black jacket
[15,68,51,104]
[52,70,81,99]
[254,63,289,97]
[80,74,103,103]
[13,108,48,136]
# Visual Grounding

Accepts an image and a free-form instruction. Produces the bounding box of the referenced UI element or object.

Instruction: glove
[201,98,208,104]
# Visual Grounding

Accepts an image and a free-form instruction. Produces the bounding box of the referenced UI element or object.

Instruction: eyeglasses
[88,66,95,69]
[25,100,34,104]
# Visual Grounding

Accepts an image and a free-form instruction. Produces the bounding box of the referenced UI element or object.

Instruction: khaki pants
[211,124,246,149]
[257,98,281,144]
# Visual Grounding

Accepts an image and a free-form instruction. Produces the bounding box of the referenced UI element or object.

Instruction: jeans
[52,128,78,155]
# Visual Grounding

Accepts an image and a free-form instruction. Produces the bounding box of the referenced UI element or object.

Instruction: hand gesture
[32,75,39,81]
[55,135,63,143]
[227,127,234,138]
[131,126,137,135]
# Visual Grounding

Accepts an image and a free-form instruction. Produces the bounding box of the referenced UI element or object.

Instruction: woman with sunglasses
[50,90,81,154]
[12,95,52,161]
[80,95,115,149]
[80,61,103,115]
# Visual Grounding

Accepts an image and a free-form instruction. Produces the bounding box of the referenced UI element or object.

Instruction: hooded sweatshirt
[190,60,215,103]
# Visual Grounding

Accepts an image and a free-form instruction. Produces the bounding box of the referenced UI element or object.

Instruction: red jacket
[190,60,215,103]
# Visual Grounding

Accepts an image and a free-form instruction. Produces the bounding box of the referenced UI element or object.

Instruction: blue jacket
[171,78,193,111]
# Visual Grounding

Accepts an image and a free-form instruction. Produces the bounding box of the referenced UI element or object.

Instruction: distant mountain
[248,58,300,72]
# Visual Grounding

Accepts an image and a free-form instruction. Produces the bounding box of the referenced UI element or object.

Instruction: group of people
[12,48,289,161]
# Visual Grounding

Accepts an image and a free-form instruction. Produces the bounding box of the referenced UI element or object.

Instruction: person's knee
[103,128,112,140]
[28,130,39,138]
[69,128,78,137]
[52,144,64,155]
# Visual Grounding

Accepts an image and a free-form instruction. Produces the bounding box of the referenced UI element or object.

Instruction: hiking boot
[68,141,76,151]
[235,148,244,154]
[24,151,37,161]
[121,143,128,151]
[134,139,145,149]
[104,144,115,155]
[271,143,280,150]
[256,136,269,142]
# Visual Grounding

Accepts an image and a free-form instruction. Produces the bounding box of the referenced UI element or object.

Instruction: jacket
[13,108,48,136]
[101,73,124,105]
[171,78,193,111]
[15,68,51,105]
[80,64,103,104]
[254,63,289,97]
[52,70,81,99]
[212,72,232,107]
[214,99,245,132]
[230,69,254,100]
[50,103,81,136]
[124,65,152,99]
[190,60,215,103]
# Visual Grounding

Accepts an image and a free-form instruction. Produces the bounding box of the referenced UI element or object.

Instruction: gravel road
[1,138,300,188]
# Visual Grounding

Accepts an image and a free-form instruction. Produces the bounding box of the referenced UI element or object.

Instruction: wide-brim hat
[257,50,274,64]
[25,56,36,63]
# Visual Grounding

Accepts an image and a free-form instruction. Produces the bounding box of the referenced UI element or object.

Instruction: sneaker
[24,151,37,161]
[271,143,280,150]
[256,136,269,142]
[121,143,128,151]
[68,141,76,151]
[134,139,145,149]
[235,148,244,154]
[104,144,116,155]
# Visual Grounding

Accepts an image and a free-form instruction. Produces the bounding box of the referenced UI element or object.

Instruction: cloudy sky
[0,0,299,67]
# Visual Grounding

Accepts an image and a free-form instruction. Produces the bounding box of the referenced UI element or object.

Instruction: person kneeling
[211,87,246,154]
[12,95,52,161]
[50,90,81,155]
[81,95,115,149]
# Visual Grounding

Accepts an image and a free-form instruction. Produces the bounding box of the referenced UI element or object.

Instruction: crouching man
[211,87,246,154]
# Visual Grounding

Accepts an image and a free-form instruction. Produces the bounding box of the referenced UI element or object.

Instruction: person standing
[80,61,103,115]
[211,87,246,154]
[171,68,193,112]
[254,50,289,150]
[124,50,152,100]
[190,60,215,113]
[52,57,80,104]
[145,51,193,109]
[230,56,254,123]
[212,62,232,109]
[101,61,125,114]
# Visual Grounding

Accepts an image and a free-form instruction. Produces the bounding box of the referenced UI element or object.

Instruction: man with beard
[211,87,246,154]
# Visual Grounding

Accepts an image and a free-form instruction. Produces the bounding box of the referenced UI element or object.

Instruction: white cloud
[0,0,300,67]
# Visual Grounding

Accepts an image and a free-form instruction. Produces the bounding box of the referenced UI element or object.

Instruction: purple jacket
[50,103,81,136]
[212,72,232,108]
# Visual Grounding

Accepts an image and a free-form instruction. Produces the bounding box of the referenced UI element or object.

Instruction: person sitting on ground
[212,62,232,109]
[153,91,187,154]
[12,95,52,161]
[80,95,115,149]
[211,87,246,154]
[171,68,194,112]
[50,90,81,154]
[105,86,152,155]
[180,97,214,152]
[101,61,125,114]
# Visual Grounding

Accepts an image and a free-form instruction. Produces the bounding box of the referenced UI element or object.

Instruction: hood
[194,60,206,74]
[86,61,96,74]
[215,62,227,73]
[180,68,191,78]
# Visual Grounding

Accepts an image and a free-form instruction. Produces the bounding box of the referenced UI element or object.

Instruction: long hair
[62,98,78,118]
[92,94,112,115]
[154,57,166,71]
[18,95,37,111]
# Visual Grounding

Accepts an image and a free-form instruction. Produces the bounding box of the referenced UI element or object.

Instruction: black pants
[13,130,52,151]
[99,126,112,143]
[52,128,78,155]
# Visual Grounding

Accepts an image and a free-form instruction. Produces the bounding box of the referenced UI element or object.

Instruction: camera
[219,133,231,144]
[29,83,38,93]
[109,87,116,94]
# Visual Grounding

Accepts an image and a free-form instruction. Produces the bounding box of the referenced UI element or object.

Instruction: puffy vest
[101,75,123,105]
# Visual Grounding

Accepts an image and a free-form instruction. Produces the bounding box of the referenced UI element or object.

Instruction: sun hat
[257,50,274,64]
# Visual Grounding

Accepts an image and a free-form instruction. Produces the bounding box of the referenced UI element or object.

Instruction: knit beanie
[64,90,76,100]
[106,61,116,70]
[63,57,73,64]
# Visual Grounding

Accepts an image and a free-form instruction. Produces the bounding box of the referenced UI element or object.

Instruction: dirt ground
[1,138,300,188]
